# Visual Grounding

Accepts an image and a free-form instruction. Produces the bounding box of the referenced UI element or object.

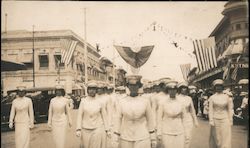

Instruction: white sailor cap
[240,92,248,97]
[55,85,64,90]
[116,86,126,91]
[87,80,98,88]
[212,79,224,87]
[166,81,178,89]
[17,86,26,91]
[126,75,142,85]
[177,82,188,89]
[238,79,248,85]
[188,85,197,90]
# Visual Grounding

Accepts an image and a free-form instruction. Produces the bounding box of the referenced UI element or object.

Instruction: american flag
[231,55,241,80]
[193,37,217,72]
[223,58,232,80]
[60,39,78,65]
[180,63,191,81]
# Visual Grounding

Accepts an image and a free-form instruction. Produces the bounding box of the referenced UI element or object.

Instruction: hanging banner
[114,45,154,68]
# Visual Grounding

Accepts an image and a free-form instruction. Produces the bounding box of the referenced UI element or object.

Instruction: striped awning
[222,39,244,57]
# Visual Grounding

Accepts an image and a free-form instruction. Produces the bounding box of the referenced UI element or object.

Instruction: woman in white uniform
[76,81,111,148]
[177,82,199,148]
[48,85,72,148]
[209,79,233,148]
[157,81,185,148]
[114,75,157,148]
[9,86,34,148]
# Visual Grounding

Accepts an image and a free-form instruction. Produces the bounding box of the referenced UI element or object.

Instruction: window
[245,23,248,29]
[39,54,49,68]
[235,24,241,30]
[54,55,64,68]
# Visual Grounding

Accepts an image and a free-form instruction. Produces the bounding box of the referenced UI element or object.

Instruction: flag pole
[84,8,88,95]
[32,25,36,87]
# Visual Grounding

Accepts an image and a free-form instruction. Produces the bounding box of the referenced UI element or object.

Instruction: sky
[1,1,227,82]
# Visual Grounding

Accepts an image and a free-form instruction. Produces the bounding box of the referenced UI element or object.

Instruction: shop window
[39,54,49,68]
[235,24,241,30]
[54,55,64,68]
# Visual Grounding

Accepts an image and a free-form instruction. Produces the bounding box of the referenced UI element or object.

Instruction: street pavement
[1,109,249,148]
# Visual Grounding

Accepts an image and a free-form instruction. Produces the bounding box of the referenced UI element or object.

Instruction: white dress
[209,93,233,148]
[76,96,109,148]
[157,95,185,148]
[48,97,71,148]
[114,95,155,148]
[9,97,34,148]
[178,94,198,148]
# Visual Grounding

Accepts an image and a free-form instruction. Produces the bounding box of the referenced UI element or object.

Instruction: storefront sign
[231,63,248,68]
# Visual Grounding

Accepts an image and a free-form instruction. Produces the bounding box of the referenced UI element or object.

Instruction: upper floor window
[54,55,64,68]
[39,54,49,68]
[245,23,248,29]
[235,24,241,30]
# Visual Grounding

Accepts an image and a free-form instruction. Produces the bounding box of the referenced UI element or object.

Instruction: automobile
[1,87,57,130]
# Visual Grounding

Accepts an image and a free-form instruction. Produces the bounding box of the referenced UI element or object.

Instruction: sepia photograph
[1,1,249,148]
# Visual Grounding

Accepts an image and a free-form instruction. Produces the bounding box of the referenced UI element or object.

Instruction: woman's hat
[177,82,188,88]
[116,86,126,91]
[188,85,197,90]
[166,81,178,89]
[55,85,64,90]
[126,75,142,85]
[240,92,248,97]
[212,79,224,87]
[87,81,98,88]
[17,86,26,91]
[97,81,104,88]
[238,79,248,85]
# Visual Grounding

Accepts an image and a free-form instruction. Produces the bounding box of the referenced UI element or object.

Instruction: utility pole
[5,13,7,33]
[32,25,35,87]
[112,40,116,87]
[84,8,88,95]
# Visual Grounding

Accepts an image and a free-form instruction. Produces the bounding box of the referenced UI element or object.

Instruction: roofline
[2,30,101,57]
[209,16,228,37]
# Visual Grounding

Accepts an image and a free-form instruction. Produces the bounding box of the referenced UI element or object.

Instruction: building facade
[1,30,125,96]
[188,1,249,89]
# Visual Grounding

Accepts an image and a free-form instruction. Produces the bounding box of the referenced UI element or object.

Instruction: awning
[93,66,105,73]
[1,60,27,71]
[222,39,244,57]
[193,67,224,83]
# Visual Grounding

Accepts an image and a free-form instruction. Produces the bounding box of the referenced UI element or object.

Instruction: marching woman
[47,85,72,148]
[9,86,34,148]
[177,82,199,148]
[157,81,185,148]
[209,79,233,148]
[114,75,157,148]
[76,81,111,148]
